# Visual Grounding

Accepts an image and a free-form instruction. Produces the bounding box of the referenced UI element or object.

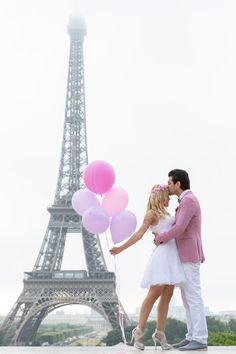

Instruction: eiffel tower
[0,16,130,346]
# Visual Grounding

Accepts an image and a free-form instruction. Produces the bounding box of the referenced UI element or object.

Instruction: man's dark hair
[168,169,190,190]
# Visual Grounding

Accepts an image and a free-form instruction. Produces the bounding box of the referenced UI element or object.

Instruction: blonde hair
[147,184,169,223]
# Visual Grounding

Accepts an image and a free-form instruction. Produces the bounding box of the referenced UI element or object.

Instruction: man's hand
[152,232,160,246]
[153,236,160,246]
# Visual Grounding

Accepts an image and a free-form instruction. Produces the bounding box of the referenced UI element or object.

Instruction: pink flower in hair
[151,185,168,194]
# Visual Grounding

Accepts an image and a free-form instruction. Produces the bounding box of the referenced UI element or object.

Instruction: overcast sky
[0,0,236,318]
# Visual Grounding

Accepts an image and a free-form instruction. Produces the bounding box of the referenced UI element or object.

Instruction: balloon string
[105,230,110,250]
[114,255,127,346]
[105,231,127,346]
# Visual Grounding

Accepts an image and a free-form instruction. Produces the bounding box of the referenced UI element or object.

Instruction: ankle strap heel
[131,326,145,350]
[152,329,172,350]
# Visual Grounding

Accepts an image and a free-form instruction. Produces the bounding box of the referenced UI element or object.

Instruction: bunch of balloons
[72,160,137,244]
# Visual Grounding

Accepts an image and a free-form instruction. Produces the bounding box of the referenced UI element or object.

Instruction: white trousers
[180,262,208,344]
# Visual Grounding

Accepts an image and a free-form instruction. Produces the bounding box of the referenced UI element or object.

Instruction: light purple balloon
[102,187,129,217]
[82,206,110,234]
[110,210,137,244]
[72,189,100,216]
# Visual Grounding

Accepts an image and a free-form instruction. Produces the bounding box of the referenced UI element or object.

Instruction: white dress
[141,214,186,288]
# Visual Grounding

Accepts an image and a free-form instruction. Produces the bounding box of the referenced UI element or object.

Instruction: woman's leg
[138,285,165,331]
[156,285,174,331]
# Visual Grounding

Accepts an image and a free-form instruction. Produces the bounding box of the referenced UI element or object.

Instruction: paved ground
[0,345,236,353]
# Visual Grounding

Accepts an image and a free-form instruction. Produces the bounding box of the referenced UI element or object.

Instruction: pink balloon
[83,160,115,195]
[102,187,129,217]
[72,189,100,216]
[82,207,110,234]
[110,210,137,244]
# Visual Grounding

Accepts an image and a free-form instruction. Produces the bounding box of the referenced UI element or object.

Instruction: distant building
[216,311,236,321]
[41,309,111,332]
[42,312,89,325]
[86,310,112,332]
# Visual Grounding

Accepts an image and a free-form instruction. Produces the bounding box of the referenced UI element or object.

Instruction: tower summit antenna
[68,15,87,37]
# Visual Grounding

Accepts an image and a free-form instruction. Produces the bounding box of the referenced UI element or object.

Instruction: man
[154,169,208,351]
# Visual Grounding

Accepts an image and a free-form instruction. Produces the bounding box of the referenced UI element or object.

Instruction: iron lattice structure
[0,16,129,346]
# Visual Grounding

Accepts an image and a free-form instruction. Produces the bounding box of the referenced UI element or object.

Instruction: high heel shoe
[130,326,145,350]
[152,329,172,350]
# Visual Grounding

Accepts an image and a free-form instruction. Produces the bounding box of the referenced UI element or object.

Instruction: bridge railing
[23,271,115,281]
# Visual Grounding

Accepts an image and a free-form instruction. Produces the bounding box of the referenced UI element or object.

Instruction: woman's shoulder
[144,210,158,222]
[144,210,159,226]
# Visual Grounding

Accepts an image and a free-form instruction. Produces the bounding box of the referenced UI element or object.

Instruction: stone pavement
[77,345,235,354]
[0,344,236,353]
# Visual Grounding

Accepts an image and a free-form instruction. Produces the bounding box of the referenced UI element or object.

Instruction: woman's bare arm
[109,211,157,255]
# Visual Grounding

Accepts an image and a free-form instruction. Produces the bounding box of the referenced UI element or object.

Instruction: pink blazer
[157,191,205,263]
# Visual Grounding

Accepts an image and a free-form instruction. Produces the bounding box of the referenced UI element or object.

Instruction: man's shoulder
[181,194,201,216]
[182,191,199,205]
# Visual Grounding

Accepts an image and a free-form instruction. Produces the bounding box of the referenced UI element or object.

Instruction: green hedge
[101,317,236,346]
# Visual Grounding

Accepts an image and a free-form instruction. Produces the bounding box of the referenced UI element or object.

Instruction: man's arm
[155,198,197,245]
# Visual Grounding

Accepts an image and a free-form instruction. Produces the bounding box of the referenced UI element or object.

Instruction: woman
[110,184,186,350]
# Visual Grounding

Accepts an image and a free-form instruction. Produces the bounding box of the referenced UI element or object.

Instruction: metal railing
[24,271,115,281]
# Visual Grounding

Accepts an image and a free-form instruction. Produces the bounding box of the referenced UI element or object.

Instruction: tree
[208,332,236,346]
[102,325,136,346]
[101,320,187,346]
[0,330,7,346]
[101,317,236,347]
[229,319,236,333]
[165,318,187,343]
[206,316,228,333]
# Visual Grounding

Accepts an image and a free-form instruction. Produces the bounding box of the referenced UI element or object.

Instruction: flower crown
[151,185,168,194]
